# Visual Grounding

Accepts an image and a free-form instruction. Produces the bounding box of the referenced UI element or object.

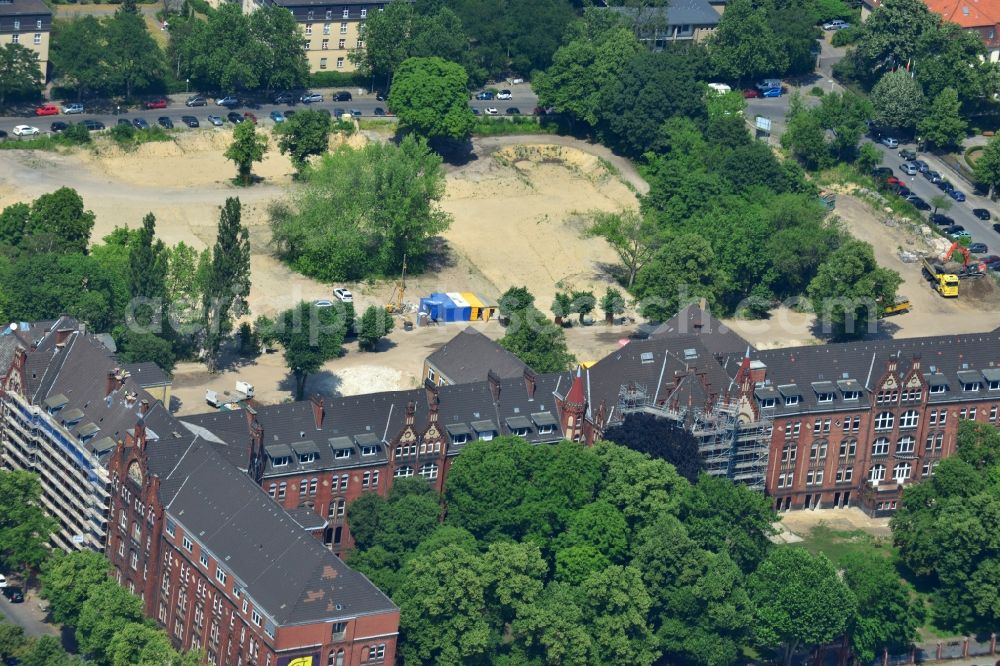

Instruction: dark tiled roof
[607,1,721,28]
[426,326,529,384]
[123,361,171,386]
[728,332,1000,415]
[647,303,754,357]
[161,441,396,626]
[0,0,51,16]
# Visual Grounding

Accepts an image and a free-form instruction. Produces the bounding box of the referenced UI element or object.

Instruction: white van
[756,78,782,91]
[708,83,732,94]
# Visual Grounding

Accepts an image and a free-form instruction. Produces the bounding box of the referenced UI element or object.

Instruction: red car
[742,88,761,99]
[35,104,59,116]
[243,112,257,124]
[144,98,168,110]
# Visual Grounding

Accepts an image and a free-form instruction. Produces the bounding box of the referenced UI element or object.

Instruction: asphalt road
[871,139,999,253]
[0,85,539,137]
[0,591,59,638]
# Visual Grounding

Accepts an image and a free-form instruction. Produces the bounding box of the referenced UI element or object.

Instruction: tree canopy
[271,135,451,281]
[389,57,476,143]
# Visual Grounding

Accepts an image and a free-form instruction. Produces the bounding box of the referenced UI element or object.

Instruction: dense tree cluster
[51,2,164,101]
[270,135,451,281]
[0,190,251,373]
[892,422,1000,632]
[348,437,924,666]
[496,286,574,373]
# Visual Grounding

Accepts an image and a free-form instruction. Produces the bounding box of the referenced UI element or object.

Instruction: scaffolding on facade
[616,382,773,490]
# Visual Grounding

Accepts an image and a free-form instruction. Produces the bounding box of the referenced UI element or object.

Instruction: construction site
[616,381,773,490]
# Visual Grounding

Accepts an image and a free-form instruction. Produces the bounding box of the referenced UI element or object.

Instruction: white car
[314,299,334,308]
[62,103,84,114]
[12,125,39,136]
[333,287,353,303]
[485,107,499,115]
[0,574,6,588]
[823,19,849,30]
[497,90,512,100]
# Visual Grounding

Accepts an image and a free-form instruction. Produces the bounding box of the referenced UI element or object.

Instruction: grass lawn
[786,522,895,566]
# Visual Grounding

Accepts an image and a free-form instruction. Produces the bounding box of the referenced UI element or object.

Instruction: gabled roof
[607,0,721,28]
[646,302,754,357]
[425,326,529,384]
[161,441,396,626]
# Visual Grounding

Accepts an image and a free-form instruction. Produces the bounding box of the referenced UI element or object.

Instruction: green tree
[128,212,169,305]
[203,197,251,372]
[870,70,925,133]
[39,550,110,626]
[581,565,660,666]
[841,553,925,663]
[855,142,883,175]
[0,621,27,661]
[807,239,902,340]
[248,4,310,92]
[587,209,659,287]
[165,242,207,333]
[107,622,180,666]
[388,57,475,143]
[104,5,164,99]
[709,0,788,84]
[915,22,994,108]
[276,109,332,174]
[0,202,29,248]
[917,87,967,149]
[569,290,595,324]
[50,17,107,100]
[929,194,952,216]
[748,548,855,666]
[258,301,348,399]
[270,135,451,281]
[23,187,96,255]
[558,500,628,563]
[601,287,626,324]
[358,304,395,351]
[0,470,58,582]
[115,330,177,373]
[0,43,42,105]
[396,544,496,666]
[551,292,572,326]
[498,285,536,320]
[350,0,414,87]
[593,440,686,536]
[510,582,596,665]
[633,234,730,322]
[75,581,145,664]
[498,306,574,372]
[17,635,73,666]
[853,0,939,82]
[225,120,268,186]
[973,132,1000,198]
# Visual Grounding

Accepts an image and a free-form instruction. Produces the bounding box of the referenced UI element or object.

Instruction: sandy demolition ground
[723,193,1000,349]
[0,130,638,412]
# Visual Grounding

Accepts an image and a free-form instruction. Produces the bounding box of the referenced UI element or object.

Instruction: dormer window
[964,382,981,392]
[538,425,554,435]
[930,384,946,394]
[334,449,351,459]
[817,392,834,403]
[452,433,468,444]
[990,380,1000,391]
[361,445,379,456]
[842,391,859,401]
[760,398,775,409]
[784,395,799,406]
[513,428,528,437]
[298,452,316,464]
[272,456,289,467]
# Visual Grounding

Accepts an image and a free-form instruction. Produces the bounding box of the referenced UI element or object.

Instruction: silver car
[900,162,919,176]
[880,137,899,149]
[62,103,84,114]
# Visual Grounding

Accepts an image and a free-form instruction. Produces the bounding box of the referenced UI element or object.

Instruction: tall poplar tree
[203,198,251,371]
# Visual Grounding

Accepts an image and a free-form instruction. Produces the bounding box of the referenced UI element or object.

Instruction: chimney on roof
[523,368,537,398]
[106,370,117,397]
[424,379,439,410]
[911,353,921,372]
[488,369,501,402]
[134,416,147,451]
[140,399,150,415]
[749,361,766,385]
[405,400,416,426]
[428,390,439,422]
[54,328,72,346]
[310,394,325,429]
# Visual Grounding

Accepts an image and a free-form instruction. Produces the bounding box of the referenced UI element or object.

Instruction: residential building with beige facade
[0,0,51,80]
[254,0,388,73]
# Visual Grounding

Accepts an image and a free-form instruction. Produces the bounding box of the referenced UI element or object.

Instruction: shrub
[308,71,368,89]
[61,123,93,145]
[831,25,861,47]
[110,123,136,144]
[810,86,825,97]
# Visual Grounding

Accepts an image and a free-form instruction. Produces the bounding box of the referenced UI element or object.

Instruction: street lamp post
[186,78,190,94]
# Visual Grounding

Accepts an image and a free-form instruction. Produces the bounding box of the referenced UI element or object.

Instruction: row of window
[393,463,439,479]
[395,441,442,457]
[304,7,370,20]
[784,432,946,465]
[8,19,44,30]
[7,33,43,46]
[268,478,319,500]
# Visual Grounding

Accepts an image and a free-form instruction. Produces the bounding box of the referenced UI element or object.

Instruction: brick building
[0,318,399,666]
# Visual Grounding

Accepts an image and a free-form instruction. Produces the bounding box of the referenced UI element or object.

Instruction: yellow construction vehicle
[882,296,911,316]
[385,255,407,314]
[920,257,959,297]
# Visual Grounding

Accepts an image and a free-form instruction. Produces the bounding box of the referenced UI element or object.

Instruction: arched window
[893,462,911,481]
[899,410,919,429]
[874,411,894,431]
[810,441,828,461]
[869,464,886,482]
[896,436,915,455]
[872,437,889,456]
